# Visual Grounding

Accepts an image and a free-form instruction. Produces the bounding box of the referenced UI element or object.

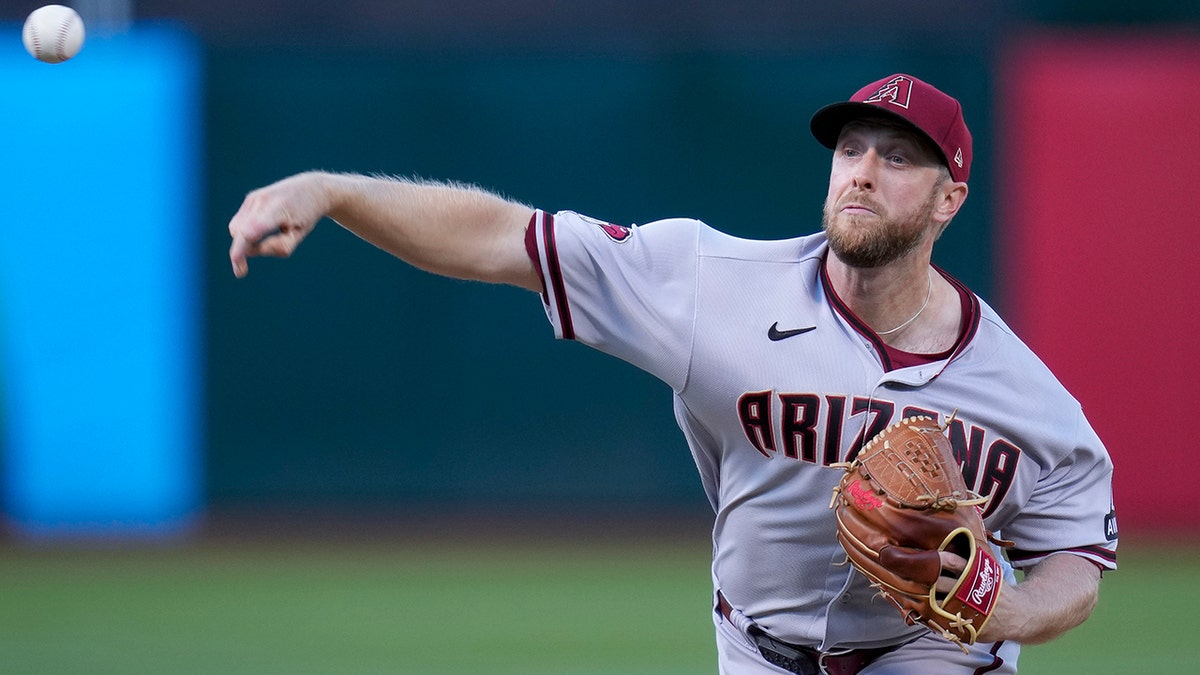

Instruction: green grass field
[0,532,1193,674]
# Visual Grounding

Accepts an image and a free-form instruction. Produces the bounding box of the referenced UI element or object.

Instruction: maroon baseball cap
[810,74,972,183]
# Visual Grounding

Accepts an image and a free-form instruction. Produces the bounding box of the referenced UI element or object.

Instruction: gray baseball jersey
[526,209,1118,653]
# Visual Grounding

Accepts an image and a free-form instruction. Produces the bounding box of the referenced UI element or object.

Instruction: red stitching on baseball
[55,19,71,61]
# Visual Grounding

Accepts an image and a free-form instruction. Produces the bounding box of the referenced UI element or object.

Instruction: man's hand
[228,172,331,278]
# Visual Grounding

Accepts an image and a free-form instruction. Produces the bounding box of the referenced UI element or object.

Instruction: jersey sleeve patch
[527,211,639,342]
[574,212,633,243]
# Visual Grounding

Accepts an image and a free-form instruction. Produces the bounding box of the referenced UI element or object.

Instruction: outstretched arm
[228,171,541,291]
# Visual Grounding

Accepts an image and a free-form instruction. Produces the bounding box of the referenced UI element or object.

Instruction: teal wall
[202,45,993,511]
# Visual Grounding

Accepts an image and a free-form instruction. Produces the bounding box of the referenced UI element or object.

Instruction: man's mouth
[841,202,877,216]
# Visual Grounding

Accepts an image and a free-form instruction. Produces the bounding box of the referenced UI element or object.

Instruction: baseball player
[228,73,1117,674]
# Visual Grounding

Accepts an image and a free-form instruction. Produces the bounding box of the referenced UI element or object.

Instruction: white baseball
[22,5,86,64]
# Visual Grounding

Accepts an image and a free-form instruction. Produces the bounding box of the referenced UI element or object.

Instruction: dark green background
[193,0,1198,512]
[203,47,992,511]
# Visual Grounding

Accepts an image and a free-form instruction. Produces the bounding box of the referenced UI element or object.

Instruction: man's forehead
[839,118,923,142]
[837,118,942,159]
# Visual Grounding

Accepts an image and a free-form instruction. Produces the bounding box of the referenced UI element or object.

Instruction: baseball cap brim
[809,101,953,172]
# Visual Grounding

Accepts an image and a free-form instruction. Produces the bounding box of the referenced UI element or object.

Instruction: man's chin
[824,227,890,268]
[829,248,890,268]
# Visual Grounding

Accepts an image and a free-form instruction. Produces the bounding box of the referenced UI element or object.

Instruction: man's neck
[824,252,961,354]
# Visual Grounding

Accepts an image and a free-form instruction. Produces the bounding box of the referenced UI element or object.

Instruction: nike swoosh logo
[768,322,816,341]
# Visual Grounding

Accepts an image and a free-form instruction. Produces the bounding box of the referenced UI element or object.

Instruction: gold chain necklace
[876,269,932,336]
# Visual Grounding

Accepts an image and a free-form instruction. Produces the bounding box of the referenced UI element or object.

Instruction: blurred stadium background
[1,1,1198,672]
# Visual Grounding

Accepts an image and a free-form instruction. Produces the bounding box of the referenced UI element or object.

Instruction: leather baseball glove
[830,415,1010,650]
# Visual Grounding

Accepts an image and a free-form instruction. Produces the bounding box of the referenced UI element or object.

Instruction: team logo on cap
[954,148,964,169]
[863,75,913,110]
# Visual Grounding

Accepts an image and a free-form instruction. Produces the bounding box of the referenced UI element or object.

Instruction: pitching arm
[228,171,540,291]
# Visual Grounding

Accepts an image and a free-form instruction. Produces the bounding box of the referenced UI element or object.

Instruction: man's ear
[933,181,968,229]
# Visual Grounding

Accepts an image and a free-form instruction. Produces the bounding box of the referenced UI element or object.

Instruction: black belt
[717,592,894,675]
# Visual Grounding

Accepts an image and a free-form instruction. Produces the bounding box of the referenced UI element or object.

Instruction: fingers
[229,225,283,278]
[228,229,254,279]
[934,551,969,595]
[939,550,968,573]
[228,213,275,278]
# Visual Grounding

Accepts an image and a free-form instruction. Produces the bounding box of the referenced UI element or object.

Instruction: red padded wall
[999,34,1200,535]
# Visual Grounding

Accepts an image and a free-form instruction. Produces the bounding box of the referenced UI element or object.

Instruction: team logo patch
[863,75,913,110]
[577,214,632,243]
[599,222,632,242]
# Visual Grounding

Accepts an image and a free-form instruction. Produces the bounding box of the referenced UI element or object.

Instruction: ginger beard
[822,183,942,269]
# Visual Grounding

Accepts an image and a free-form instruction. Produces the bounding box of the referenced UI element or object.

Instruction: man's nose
[851,149,880,191]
